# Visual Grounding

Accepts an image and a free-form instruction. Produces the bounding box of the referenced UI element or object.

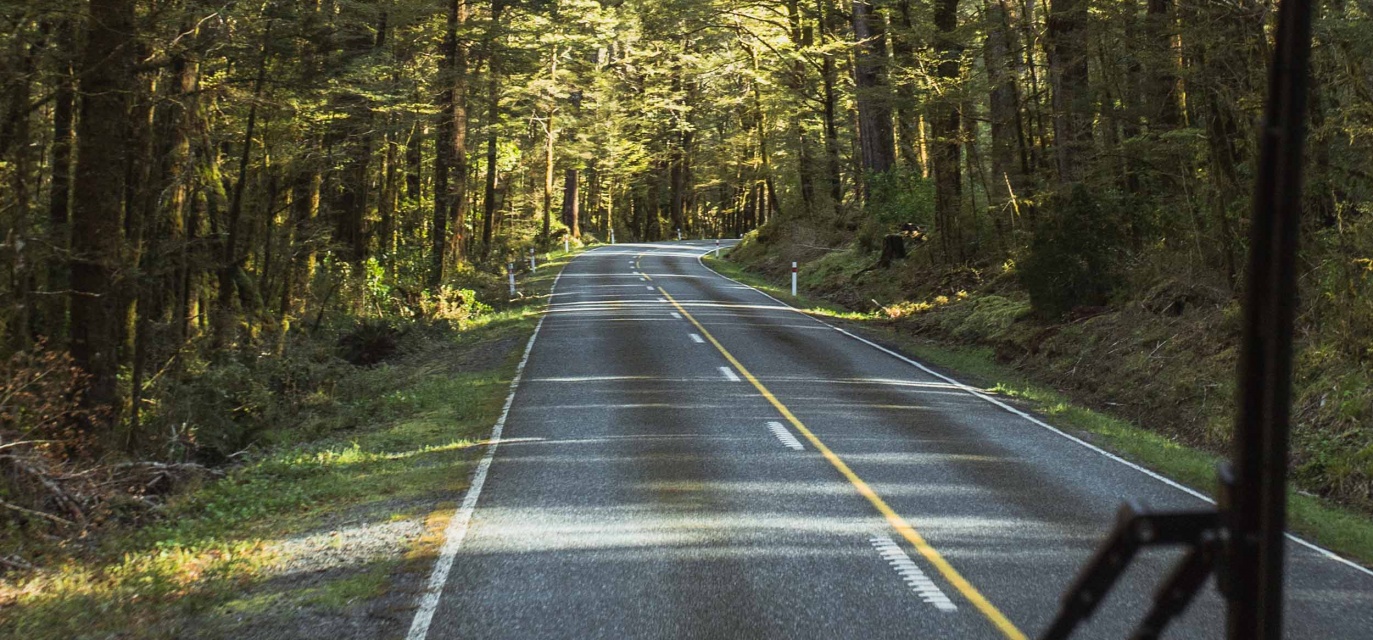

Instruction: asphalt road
[416,242,1373,639]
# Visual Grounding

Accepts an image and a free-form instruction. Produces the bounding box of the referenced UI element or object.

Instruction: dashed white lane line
[640,277,648,282]
[657,297,667,303]
[719,366,741,382]
[671,312,683,319]
[870,535,958,612]
[766,421,804,450]
[646,285,655,290]
[689,333,706,344]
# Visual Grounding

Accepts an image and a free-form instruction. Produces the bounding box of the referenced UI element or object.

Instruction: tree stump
[877,234,907,268]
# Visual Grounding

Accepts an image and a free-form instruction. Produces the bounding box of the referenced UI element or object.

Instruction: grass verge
[0,247,586,639]
[706,255,1373,569]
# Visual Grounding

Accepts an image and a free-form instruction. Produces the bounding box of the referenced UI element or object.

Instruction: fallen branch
[0,554,35,572]
[0,498,75,527]
[0,440,56,451]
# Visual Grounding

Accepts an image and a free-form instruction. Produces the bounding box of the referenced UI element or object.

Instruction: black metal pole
[1226,0,1314,638]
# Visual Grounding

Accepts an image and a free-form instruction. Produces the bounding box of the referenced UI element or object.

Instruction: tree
[434,0,472,285]
[69,0,137,429]
[1046,0,1091,183]
[850,0,896,182]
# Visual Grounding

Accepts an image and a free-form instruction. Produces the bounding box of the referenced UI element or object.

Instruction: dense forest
[3,0,1373,535]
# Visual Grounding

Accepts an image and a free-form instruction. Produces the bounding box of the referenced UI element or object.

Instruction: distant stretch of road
[409,242,1373,639]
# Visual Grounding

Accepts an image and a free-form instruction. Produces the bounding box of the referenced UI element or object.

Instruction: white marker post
[610,228,616,244]
[677,228,682,241]
[529,249,537,272]
[507,262,516,297]
[791,262,798,297]
[715,238,721,255]
[564,237,570,253]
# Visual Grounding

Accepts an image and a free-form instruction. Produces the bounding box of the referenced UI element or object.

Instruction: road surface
[412,242,1373,639]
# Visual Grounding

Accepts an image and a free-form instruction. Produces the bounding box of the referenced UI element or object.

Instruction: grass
[706,254,1373,569]
[705,255,872,321]
[0,244,588,639]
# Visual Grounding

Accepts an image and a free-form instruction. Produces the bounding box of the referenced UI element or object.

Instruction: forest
[3,0,1373,574]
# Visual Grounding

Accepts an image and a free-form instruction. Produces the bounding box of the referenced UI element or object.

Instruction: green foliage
[337,319,406,367]
[864,168,935,228]
[152,351,339,463]
[941,295,1032,341]
[1020,186,1125,318]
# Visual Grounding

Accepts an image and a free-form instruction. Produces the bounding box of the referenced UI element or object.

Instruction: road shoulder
[702,253,1373,572]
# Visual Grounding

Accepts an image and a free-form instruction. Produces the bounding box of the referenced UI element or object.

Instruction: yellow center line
[658,286,1027,640]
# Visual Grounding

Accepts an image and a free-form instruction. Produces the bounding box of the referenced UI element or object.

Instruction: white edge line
[694,249,1373,579]
[406,267,566,640]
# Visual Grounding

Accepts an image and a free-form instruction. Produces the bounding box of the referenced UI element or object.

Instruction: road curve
[418,242,1373,639]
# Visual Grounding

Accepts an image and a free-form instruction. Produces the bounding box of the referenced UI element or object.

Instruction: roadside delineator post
[565,237,570,253]
[507,262,516,297]
[792,262,798,297]
[610,228,616,244]
[529,249,537,272]
[677,228,682,241]
[715,238,720,255]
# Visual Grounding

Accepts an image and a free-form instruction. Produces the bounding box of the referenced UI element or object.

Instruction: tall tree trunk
[433,0,470,285]
[817,0,843,214]
[985,0,1025,232]
[782,0,817,215]
[561,169,580,238]
[931,0,963,259]
[288,150,322,320]
[851,0,897,183]
[481,1,505,257]
[447,6,470,269]
[45,20,76,342]
[1046,0,1092,183]
[1143,0,1182,128]
[890,0,923,172]
[162,40,198,346]
[561,90,583,238]
[406,121,423,201]
[380,115,400,264]
[3,33,38,350]
[481,111,500,257]
[71,0,138,428]
[215,21,272,347]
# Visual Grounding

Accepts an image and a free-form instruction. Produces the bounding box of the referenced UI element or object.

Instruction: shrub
[1020,185,1125,318]
[337,319,406,367]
